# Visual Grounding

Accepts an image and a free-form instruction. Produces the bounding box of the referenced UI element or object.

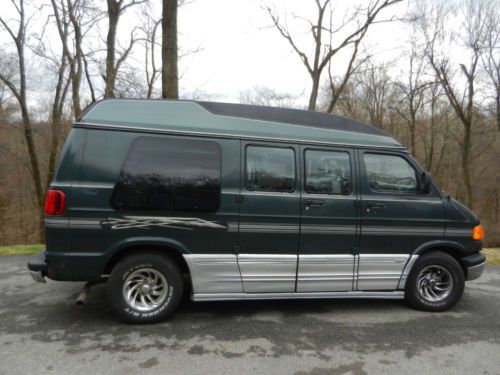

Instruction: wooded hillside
[0,0,498,246]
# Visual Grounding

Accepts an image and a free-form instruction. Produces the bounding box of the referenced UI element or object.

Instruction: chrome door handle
[365,201,385,213]
[366,201,385,208]
[304,199,325,207]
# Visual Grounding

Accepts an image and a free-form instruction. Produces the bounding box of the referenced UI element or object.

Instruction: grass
[0,244,499,265]
[483,248,500,266]
[0,244,44,256]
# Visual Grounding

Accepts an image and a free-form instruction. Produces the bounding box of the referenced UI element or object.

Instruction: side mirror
[419,171,431,194]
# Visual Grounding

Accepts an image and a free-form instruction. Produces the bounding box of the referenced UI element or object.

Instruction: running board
[192,291,405,302]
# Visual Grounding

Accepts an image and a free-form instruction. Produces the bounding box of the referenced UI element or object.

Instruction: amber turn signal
[472,225,484,241]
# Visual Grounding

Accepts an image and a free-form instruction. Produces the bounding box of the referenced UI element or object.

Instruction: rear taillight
[44,190,66,215]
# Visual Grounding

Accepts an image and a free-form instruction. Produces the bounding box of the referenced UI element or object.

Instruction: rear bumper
[462,252,486,281]
[27,249,105,281]
[27,250,48,283]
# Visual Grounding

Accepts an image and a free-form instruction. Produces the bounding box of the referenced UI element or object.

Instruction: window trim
[111,135,223,212]
[362,152,419,195]
[244,144,297,193]
[303,148,353,196]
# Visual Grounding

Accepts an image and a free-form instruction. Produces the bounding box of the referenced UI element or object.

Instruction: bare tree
[420,82,452,175]
[142,12,161,98]
[480,2,500,131]
[50,0,83,116]
[45,40,71,191]
[104,0,145,98]
[50,0,100,116]
[239,86,299,108]
[416,0,489,208]
[0,0,44,210]
[266,0,402,111]
[31,11,72,189]
[393,35,429,155]
[325,34,368,113]
[358,61,394,130]
[162,0,178,99]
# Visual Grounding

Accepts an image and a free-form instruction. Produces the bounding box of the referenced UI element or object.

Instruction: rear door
[297,146,358,292]
[237,141,301,293]
[357,150,445,290]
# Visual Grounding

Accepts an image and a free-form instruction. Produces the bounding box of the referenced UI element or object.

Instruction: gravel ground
[1,256,499,375]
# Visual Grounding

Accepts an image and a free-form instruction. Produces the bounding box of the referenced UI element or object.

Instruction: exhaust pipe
[76,281,93,306]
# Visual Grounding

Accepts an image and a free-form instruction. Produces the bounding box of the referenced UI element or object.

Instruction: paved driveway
[1,256,499,375]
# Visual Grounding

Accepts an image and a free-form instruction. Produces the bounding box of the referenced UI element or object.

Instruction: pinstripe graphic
[445,228,473,237]
[362,226,443,236]
[45,217,459,237]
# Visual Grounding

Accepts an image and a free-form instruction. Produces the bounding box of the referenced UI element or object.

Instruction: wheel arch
[102,238,191,277]
[412,240,468,273]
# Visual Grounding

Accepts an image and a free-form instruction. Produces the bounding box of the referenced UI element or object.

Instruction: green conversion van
[28,99,486,323]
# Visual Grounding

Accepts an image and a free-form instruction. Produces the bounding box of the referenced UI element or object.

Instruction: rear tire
[107,252,183,323]
[405,251,464,312]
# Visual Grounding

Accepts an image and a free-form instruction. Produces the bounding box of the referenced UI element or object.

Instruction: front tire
[107,252,183,323]
[405,251,465,312]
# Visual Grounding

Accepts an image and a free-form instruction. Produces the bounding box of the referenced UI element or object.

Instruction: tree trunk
[69,62,82,116]
[496,84,500,131]
[409,112,416,156]
[17,40,43,211]
[308,73,320,111]
[105,0,119,98]
[494,186,499,223]
[462,125,473,208]
[162,0,178,99]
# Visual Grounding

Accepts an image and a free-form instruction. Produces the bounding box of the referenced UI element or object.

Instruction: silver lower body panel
[357,254,410,290]
[466,261,485,281]
[238,254,297,293]
[192,291,405,301]
[183,254,243,293]
[297,255,354,292]
[184,253,417,296]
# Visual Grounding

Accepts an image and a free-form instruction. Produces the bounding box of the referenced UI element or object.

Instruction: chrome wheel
[416,265,453,302]
[122,268,169,312]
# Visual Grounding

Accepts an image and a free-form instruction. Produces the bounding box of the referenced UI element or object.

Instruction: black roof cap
[197,101,388,137]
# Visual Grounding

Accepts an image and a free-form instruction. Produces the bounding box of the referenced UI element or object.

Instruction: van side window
[245,146,295,192]
[305,150,352,195]
[364,153,417,193]
[111,137,221,211]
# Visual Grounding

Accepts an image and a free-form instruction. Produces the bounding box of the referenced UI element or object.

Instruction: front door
[358,150,445,290]
[297,146,358,292]
[237,141,301,293]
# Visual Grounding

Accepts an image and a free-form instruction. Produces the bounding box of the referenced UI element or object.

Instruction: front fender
[412,240,466,256]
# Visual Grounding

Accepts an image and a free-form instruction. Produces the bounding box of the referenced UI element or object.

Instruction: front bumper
[466,262,485,281]
[27,250,48,283]
[462,252,486,281]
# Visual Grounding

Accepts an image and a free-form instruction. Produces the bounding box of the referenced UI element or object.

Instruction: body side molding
[192,291,405,301]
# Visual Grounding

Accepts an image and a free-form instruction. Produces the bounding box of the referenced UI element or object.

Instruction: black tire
[107,252,183,323]
[405,251,465,312]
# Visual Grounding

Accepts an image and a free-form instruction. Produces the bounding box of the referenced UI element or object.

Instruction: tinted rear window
[112,137,221,212]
